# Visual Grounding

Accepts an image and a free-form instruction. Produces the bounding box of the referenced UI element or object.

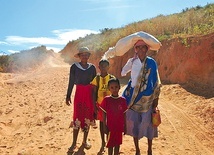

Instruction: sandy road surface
[0,54,213,155]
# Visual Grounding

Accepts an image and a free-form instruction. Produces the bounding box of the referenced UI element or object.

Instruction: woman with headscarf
[121,40,161,155]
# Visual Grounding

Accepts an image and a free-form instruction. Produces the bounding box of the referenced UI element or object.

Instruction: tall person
[66,47,96,154]
[121,40,161,155]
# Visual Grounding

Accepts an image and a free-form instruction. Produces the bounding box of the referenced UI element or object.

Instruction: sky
[0,0,213,54]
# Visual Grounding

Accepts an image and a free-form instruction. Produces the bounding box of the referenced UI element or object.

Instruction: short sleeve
[121,98,128,113]
[100,97,107,113]
[91,76,97,86]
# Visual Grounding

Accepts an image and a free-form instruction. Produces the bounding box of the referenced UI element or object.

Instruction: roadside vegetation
[77,3,213,53]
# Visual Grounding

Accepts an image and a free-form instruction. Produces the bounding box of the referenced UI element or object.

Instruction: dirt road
[0,54,213,155]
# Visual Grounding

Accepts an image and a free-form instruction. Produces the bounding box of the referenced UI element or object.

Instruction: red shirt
[100,96,127,132]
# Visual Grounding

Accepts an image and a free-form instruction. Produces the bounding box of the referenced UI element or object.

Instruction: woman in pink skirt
[66,47,96,153]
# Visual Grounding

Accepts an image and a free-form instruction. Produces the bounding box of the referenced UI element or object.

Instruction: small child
[100,78,128,155]
[91,59,115,154]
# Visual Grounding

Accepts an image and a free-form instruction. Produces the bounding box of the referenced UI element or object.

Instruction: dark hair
[99,59,109,66]
[108,78,120,87]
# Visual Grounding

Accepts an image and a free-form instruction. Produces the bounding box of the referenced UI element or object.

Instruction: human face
[98,62,109,75]
[135,45,148,61]
[108,82,120,97]
[79,53,90,62]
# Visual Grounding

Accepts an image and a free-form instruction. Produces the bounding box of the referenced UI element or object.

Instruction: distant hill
[0,45,55,72]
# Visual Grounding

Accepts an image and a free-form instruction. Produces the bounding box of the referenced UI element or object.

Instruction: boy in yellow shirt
[91,59,115,154]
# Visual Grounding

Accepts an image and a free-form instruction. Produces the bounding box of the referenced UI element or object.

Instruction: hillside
[0,46,55,73]
[59,3,214,96]
[60,33,214,97]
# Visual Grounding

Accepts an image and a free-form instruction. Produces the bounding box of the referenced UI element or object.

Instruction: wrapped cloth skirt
[126,106,158,140]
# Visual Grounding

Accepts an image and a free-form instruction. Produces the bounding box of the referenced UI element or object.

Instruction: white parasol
[103,31,162,59]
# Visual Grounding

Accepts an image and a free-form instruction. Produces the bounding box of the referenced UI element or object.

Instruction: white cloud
[5,29,99,47]
[1,29,99,53]
[8,50,19,54]
[0,41,9,45]
[6,36,64,45]
[46,46,62,53]
[52,29,99,41]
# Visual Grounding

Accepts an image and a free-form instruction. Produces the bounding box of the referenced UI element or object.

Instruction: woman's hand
[66,98,72,106]
[152,98,159,109]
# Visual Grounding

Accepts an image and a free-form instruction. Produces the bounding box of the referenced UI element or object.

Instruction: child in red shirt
[100,78,127,155]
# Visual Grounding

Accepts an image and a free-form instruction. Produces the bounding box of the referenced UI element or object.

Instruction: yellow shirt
[91,74,115,104]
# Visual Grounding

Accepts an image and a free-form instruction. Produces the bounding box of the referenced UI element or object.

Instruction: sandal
[92,124,98,129]
[67,145,77,154]
[97,151,104,155]
[97,146,105,155]
[82,142,92,150]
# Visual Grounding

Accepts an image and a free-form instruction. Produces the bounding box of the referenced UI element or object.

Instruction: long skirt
[126,106,158,140]
[73,84,95,131]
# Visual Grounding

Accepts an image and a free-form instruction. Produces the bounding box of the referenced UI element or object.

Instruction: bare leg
[72,128,79,146]
[147,138,152,155]
[83,127,89,143]
[114,145,120,155]
[133,137,140,155]
[108,147,113,155]
[68,128,79,153]
[99,121,106,152]
[82,126,91,149]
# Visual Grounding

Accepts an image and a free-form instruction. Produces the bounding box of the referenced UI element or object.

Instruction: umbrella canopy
[103,31,161,59]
